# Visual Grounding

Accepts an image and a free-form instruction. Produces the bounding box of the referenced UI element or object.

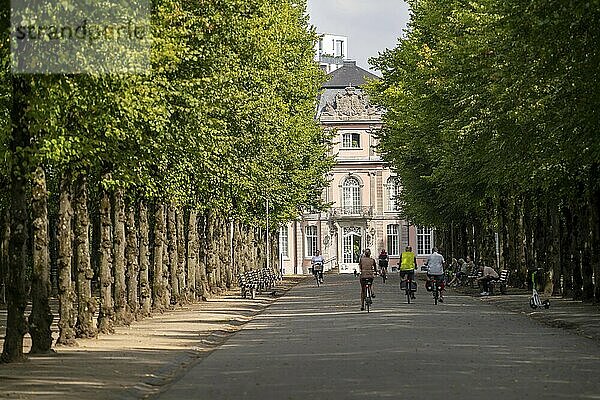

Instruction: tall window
[387,177,400,211]
[305,225,318,257]
[387,224,400,256]
[417,227,433,256]
[335,39,344,57]
[342,177,361,213]
[279,226,289,257]
[342,132,360,148]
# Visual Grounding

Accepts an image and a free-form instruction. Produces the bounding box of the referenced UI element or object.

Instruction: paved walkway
[153,273,600,400]
[1,274,600,399]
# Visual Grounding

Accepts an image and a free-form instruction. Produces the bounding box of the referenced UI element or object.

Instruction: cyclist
[359,249,377,311]
[311,250,324,283]
[378,249,389,282]
[425,247,445,302]
[399,245,417,299]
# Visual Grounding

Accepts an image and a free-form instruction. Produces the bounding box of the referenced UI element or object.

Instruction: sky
[306,0,411,75]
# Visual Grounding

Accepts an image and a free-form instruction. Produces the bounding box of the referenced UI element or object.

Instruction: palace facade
[279,61,434,275]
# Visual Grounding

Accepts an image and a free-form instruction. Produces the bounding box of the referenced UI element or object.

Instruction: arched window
[387,177,400,211]
[342,177,361,213]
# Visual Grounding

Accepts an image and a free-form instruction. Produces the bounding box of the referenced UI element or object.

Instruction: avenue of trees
[0,0,333,363]
[370,0,600,302]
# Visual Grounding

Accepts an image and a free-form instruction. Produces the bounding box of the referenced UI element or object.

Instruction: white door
[340,226,362,273]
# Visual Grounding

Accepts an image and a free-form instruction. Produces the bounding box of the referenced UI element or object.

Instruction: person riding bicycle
[425,247,445,302]
[359,248,377,311]
[378,249,389,281]
[399,245,417,299]
[311,250,324,283]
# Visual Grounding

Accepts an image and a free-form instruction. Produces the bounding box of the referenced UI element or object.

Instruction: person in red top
[359,249,377,310]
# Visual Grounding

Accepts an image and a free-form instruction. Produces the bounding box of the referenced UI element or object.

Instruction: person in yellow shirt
[399,246,417,299]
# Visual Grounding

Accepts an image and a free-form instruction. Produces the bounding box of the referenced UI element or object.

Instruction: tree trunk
[139,201,152,317]
[97,184,114,334]
[1,77,31,363]
[581,201,594,302]
[206,212,218,293]
[515,196,527,287]
[196,213,208,300]
[220,217,232,288]
[152,204,169,312]
[74,175,97,339]
[572,203,584,300]
[233,221,243,279]
[176,207,186,301]
[186,210,198,302]
[126,205,139,319]
[544,205,561,296]
[1,212,9,305]
[167,204,179,304]
[113,189,132,325]
[560,207,573,299]
[56,175,76,346]
[28,167,54,354]
[589,179,600,303]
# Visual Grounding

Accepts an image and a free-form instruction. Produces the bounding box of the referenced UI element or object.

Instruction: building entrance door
[340,226,362,274]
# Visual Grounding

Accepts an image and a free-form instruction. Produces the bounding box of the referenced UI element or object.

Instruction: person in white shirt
[311,250,324,283]
[425,247,446,302]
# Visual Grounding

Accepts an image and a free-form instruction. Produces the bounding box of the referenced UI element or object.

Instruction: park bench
[237,268,282,299]
[238,271,258,299]
[488,269,510,295]
[466,270,482,288]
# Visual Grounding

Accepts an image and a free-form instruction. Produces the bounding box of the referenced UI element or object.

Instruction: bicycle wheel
[433,285,438,305]
[406,284,411,304]
[315,273,320,287]
[365,286,371,312]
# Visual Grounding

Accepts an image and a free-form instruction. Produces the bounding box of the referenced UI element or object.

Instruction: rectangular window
[417,227,433,256]
[305,225,318,257]
[335,40,344,57]
[279,226,289,257]
[342,132,360,148]
[387,224,400,256]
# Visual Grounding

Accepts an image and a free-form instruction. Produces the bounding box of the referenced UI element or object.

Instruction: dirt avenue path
[0,277,305,400]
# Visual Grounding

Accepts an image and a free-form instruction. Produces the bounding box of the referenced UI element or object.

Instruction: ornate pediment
[321,87,380,120]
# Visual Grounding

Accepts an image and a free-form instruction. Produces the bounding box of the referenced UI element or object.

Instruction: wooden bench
[488,269,510,295]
